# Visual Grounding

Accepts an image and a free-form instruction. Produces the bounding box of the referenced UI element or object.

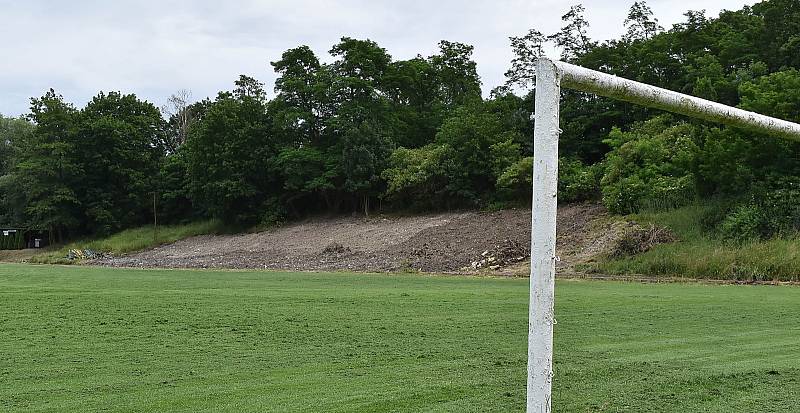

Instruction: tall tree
[429,40,482,109]
[505,29,545,90]
[548,5,595,60]
[75,91,166,234]
[341,120,392,216]
[328,37,396,214]
[623,1,663,41]
[187,76,277,225]
[383,57,441,148]
[0,115,33,175]
[13,90,81,241]
[161,89,194,153]
[0,114,34,226]
[270,46,339,214]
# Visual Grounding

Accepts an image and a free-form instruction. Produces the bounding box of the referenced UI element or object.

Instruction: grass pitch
[1,264,799,412]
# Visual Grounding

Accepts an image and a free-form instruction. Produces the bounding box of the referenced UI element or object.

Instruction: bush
[494,157,601,204]
[382,145,452,210]
[759,176,800,234]
[496,156,532,200]
[559,158,602,203]
[717,176,800,242]
[600,117,700,214]
[719,203,768,242]
[260,198,288,227]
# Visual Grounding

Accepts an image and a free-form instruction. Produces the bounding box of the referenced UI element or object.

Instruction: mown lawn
[1,264,799,412]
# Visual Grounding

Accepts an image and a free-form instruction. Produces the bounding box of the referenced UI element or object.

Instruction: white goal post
[527,57,800,413]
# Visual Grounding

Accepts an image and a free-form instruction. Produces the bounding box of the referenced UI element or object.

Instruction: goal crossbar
[527,58,800,413]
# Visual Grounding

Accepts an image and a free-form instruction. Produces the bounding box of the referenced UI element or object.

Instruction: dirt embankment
[94,203,626,274]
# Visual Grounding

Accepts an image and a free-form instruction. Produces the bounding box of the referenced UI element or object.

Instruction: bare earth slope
[95,203,612,274]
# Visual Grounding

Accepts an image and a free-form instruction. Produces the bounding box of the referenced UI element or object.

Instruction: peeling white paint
[527,58,800,413]
[528,58,560,413]
[554,60,800,141]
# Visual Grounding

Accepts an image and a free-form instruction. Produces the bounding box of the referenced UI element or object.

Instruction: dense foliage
[4,0,800,243]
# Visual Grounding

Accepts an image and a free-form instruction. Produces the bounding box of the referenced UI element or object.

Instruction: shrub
[496,156,532,200]
[260,197,288,227]
[719,203,768,242]
[558,158,602,203]
[718,176,800,241]
[759,176,800,234]
[600,117,700,214]
[381,145,452,210]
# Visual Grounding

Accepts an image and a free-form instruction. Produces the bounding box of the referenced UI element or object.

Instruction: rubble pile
[410,243,433,259]
[470,239,530,270]
[321,242,351,255]
[66,249,107,260]
[611,223,677,257]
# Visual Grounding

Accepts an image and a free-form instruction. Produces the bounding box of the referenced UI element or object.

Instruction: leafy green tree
[601,117,700,213]
[548,5,595,60]
[505,29,545,90]
[270,45,342,214]
[485,90,533,155]
[383,57,441,148]
[75,91,166,234]
[434,105,521,204]
[623,1,663,42]
[271,46,330,146]
[12,90,82,241]
[739,69,800,122]
[158,149,197,224]
[0,115,33,176]
[327,37,396,214]
[187,76,277,226]
[496,156,533,200]
[558,158,602,203]
[694,128,757,196]
[381,144,452,210]
[383,103,523,208]
[275,146,338,215]
[751,0,800,70]
[429,41,482,109]
[0,114,34,226]
[341,120,393,215]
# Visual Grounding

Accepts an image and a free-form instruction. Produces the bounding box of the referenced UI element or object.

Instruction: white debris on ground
[469,239,529,270]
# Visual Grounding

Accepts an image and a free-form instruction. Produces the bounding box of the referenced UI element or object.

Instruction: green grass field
[1,264,799,412]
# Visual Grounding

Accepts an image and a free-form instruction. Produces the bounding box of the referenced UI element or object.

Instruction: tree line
[2,0,800,243]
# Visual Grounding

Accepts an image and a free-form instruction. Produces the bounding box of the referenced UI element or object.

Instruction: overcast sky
[1,0,754,117]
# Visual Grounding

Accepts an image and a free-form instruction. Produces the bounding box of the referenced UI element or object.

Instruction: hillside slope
[94,204,624,274]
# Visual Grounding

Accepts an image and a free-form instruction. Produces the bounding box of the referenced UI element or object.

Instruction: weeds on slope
[25,220,224,264]
[589,201,800,281]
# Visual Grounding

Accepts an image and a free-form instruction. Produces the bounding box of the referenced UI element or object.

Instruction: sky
[0,0,755,117]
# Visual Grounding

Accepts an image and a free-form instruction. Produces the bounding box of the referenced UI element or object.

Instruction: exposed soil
[93,203,622,275]
[0,248,42,263]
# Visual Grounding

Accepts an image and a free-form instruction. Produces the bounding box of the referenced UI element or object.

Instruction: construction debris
[66,249,107,260]
[321,242,351,255]
[610,223,677,257]
[470,239,530,270]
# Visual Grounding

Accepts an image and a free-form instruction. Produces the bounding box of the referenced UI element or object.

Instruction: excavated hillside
[94,203,639,275]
